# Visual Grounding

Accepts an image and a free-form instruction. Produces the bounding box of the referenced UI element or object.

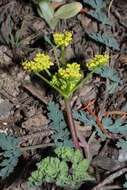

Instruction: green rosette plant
[28,147,94,189]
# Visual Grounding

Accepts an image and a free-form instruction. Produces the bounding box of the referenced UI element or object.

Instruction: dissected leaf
[47,101,73,147]
[89,33,120,50]
[116,139,127,149]
[28,147,93,189]
[123,174,127,188]
[0,134,22,179]
[95,65,122,94]
[102,118,127,134]
[83,0,106,9]
[54,2,82,19]
[88,11,112,25]
[72,110,106,141]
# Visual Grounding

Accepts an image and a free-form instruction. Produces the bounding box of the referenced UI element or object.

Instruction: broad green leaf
[39,0,58,30]
[54,2,82,19]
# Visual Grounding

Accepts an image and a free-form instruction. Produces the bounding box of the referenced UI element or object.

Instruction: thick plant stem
[64,97,80,150]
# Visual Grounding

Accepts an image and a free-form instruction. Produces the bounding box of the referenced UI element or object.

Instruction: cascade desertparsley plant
[21,31,109,150]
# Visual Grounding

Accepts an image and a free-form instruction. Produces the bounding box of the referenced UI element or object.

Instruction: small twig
[99,185,121,190]
[23,82,48,105]
[78,131,92,160]
[108,0,114,18]
[88,131,96,145]
[103,111,127,116]
[91,167,127,190]
[20,143,55,151]
[98,78,109,121]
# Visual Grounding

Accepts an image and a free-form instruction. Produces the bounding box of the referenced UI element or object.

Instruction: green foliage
[73,110,127,140]
[54,2,82,20]
[8,16,24,49]
[47,101,74,147]
[88,11,112,26]
[33,0,82,30]
[102,118,127,134]
[84,0,106,10]
[38,1,57,30]
[72,110,106,141]
[116,138,127,149]
[28,147,94,189]
[95,65,122,94]
[123,174,127,188]
[0,133,22,179]
[89,33,120,50]
[83,0,119,50]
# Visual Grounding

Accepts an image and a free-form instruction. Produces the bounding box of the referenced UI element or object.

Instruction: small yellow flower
[86,53,109,69]
[53,31,72,47]
[50,63,82,94]
[22,52,54,72]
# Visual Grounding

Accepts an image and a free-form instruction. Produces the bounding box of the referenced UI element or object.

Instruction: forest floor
[0,0,127,190]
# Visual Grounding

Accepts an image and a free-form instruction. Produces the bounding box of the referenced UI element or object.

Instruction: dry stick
[78,131,91,160]
[20,143,55,151]
[108,0,114,18]
[103,111,127,116]
[91,167,127,190]
[98,78,109,121]
[64,97,80,150]
[99,185,121,190]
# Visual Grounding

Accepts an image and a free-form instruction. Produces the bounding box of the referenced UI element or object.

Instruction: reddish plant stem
[64,97,80,150]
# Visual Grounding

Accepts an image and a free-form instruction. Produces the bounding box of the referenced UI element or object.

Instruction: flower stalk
[61,46,65,65]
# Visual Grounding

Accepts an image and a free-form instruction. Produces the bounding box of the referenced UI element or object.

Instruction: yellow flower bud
[53,31,72,47]
[50,63,82,95]
[86,53,109,69]
[22,52,54,72]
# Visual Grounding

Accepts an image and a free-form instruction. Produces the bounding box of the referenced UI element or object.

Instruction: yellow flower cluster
[86,54,109,69]
[53,31,72,47]
[50,63,82,94]
[22,52,53,72]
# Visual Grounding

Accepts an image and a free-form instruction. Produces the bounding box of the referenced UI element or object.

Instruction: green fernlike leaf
[95,65,122,94]
[54,2,82,19]
[116,139,127,149]
[73,109,127,140]
[72,110,106,141]
[102,118,127,134]
[0,133,22,179]
[123,174,127,188]
[83,0,106,10]
[28,147,93,189]
[89,33,120,50]
[38,0,58,30]
[47,101,74,147]
[88,11,112,26]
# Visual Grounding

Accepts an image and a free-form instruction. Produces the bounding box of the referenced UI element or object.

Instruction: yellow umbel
[22,52,54,72]
[53,31,72,47]
[86,53,109,69]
